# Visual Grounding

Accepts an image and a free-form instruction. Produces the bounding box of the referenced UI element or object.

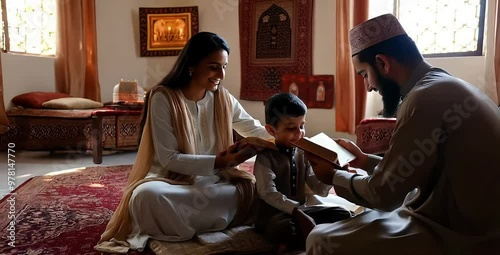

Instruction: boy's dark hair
[355,34,423,69]
[265,93,307,128]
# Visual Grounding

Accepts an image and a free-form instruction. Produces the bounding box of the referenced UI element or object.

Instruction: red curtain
[335,0,369,134]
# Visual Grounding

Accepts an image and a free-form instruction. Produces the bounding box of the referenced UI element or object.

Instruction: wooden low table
[91,108,143,164]
[2,107,144,164]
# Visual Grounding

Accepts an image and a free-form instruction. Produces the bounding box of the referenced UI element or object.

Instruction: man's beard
[375,69,401,117]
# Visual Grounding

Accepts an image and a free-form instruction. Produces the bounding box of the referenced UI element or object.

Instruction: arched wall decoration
[239,0,313,101]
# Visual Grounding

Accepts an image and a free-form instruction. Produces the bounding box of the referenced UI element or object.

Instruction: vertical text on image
[6,142,16,248]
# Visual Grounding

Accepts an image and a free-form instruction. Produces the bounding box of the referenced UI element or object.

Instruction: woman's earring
[189,71,193,76]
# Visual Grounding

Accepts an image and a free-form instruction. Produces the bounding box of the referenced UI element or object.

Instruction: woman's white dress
[126,91,270,250]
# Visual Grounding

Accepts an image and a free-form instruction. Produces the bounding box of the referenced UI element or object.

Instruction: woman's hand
[292,207,316,240]
[335,139,368,169]
[214,142,258,169]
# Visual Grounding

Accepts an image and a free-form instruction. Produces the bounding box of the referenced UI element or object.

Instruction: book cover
[237,137,278,152]
[292,133,356,167]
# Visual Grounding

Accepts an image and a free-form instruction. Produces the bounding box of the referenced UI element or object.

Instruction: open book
[305,194,365,215]
[291,133,356,167]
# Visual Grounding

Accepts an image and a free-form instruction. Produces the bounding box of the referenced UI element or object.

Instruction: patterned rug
[0,165,151,255]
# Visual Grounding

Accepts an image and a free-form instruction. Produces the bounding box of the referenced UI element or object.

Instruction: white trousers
[126,176,238,250]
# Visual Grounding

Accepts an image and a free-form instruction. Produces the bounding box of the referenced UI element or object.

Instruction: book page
[307,133,356,167]
[304,194,365,215]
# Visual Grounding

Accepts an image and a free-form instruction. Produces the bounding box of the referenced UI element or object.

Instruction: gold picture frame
[139,6,199,57]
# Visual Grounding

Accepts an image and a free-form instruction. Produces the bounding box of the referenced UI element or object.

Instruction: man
[305,14,500,255]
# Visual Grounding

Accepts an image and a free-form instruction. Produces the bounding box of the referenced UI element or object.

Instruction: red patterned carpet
[0,165,151,255]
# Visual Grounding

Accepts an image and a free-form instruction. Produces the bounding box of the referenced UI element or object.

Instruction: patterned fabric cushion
[42,97,104,109]
[355,118,397,155]
[11,91,71,108]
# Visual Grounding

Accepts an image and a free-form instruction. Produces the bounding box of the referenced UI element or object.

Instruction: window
[0,0,56,55]
[369,0,486,57]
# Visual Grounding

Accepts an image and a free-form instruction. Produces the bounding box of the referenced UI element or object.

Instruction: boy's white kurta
[307,62,500,254]
[126,91,270,251]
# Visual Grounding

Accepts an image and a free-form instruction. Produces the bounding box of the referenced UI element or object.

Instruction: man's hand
[304,152,337,185]
[292,207,316,240]
[335,139,368,169]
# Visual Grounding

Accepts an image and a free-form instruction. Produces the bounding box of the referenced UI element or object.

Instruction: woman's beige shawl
[94,85,256,253]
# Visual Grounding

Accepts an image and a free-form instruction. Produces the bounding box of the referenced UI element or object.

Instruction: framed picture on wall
[280,74,334,108]
[307,75,334,109]
[139,6,199,57]
[280,74,309,103]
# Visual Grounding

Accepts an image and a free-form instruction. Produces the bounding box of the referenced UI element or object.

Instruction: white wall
[1,53,55,109]
[1,0,495,139]
[94,0,351,139]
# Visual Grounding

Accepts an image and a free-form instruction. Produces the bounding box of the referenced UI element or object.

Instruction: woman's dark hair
[354,34,423,68]
[139,32,230,143]
[157,32,230,90]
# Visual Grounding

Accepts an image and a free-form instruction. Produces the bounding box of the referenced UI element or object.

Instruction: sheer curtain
[55,0,100,101]
[335,0,369,134]
[483,0,500,105]
[0,55,8,130]
[493,0,500,105]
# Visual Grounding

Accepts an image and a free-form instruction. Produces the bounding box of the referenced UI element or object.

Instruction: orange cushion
[12,92,71,108]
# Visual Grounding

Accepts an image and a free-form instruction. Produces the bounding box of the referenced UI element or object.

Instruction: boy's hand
[304,152,336,185]
[292,207,316,240]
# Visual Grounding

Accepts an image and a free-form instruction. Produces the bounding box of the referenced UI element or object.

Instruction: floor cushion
[149,225,274,255]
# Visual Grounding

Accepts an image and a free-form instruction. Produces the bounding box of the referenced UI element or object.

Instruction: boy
[253,93,353,252]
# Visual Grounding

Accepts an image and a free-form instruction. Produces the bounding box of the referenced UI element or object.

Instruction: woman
[95,32,271,253]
